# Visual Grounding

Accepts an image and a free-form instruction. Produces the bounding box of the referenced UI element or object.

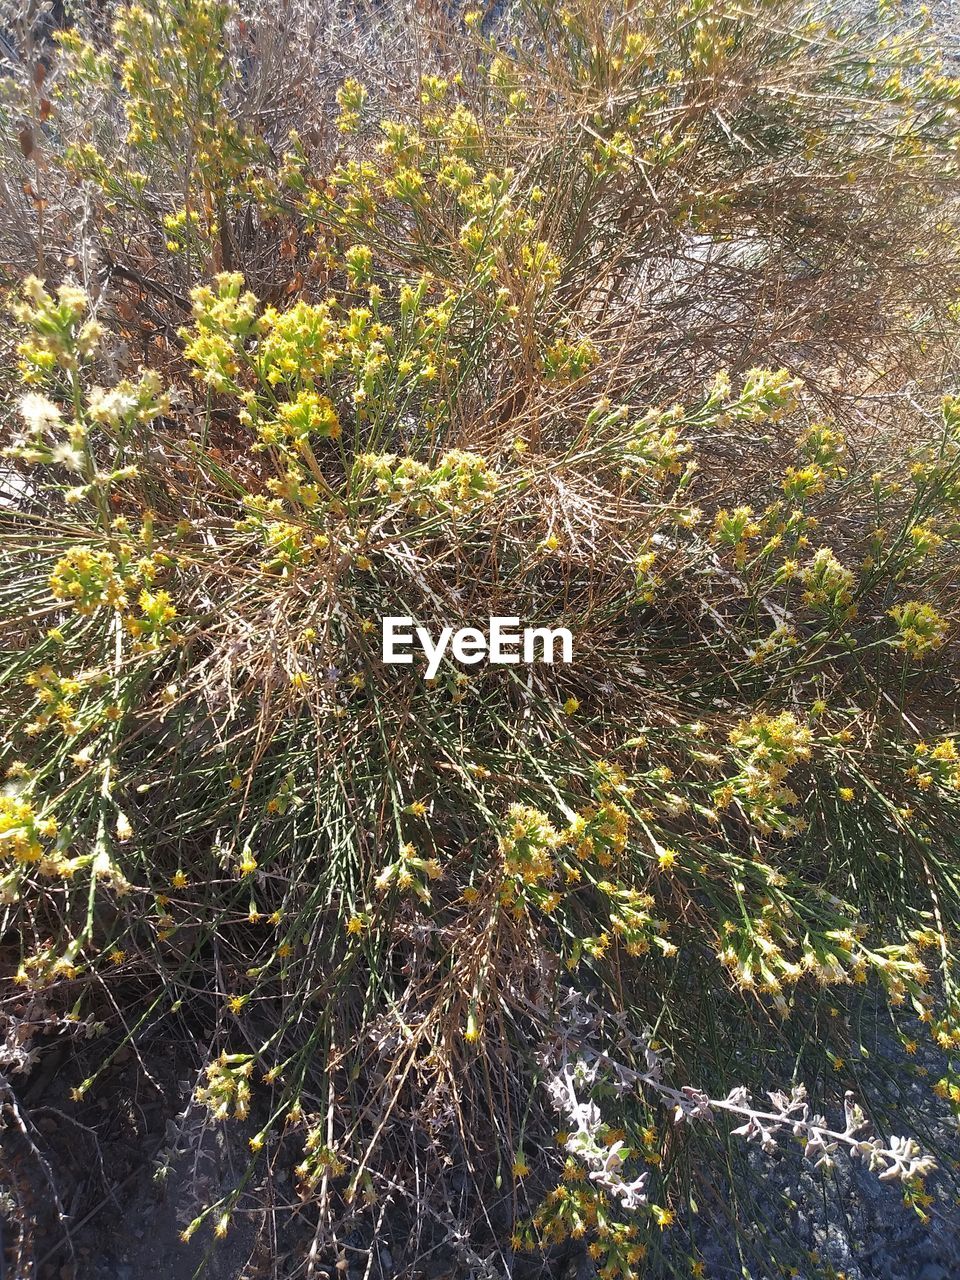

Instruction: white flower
[50,443,84,473]
[19,393,61,434]
[88,385,136,425]
[92,847,132,894]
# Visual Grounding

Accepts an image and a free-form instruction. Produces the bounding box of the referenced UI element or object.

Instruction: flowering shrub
[2,0,960,1273]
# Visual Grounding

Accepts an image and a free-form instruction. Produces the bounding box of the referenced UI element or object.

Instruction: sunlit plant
[1,0,960,1273]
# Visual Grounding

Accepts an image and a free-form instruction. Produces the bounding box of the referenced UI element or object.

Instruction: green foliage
[2,0,960,1271]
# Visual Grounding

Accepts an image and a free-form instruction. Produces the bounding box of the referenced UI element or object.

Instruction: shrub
[2,0,960,1273]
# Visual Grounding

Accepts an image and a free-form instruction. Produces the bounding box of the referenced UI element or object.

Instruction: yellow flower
[346,914,365,935]
[171,870,188,889]
[70,745,95,770]
[563,697,580,716]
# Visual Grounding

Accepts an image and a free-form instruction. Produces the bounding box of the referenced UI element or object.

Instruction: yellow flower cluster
[10,276,101,383]
[498,804,562,884]
[255,299,340,386]
[889,600,949,658]
[335,77,368,132]
[49,536,175,642]
[564,799,630,870]
[352,449,499,517]
[235,501,330,575]
[715,911,929,1014]
[111,0,254,182]
[0,795,57,866]
[623,412,690,483]
[799,547,856,616]
[49,547,129,613]
[600,881,674,958]
[375,842,443,903]
[911,737,960,791]
[296,1128,346,1189]
[15,946,82,989]
[196,1052,254,1121]
[711,505,761,559]
[180,273,261,391]
[720,712,813,836]
[523,1181,649,1280]
[721,368,803,424]
[265,390,342,447]
[799,420,847,475]
[23,665,90,737]
[124,588,178,650]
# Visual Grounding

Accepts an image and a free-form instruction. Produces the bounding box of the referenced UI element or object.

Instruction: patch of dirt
[0,987,264,1280]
